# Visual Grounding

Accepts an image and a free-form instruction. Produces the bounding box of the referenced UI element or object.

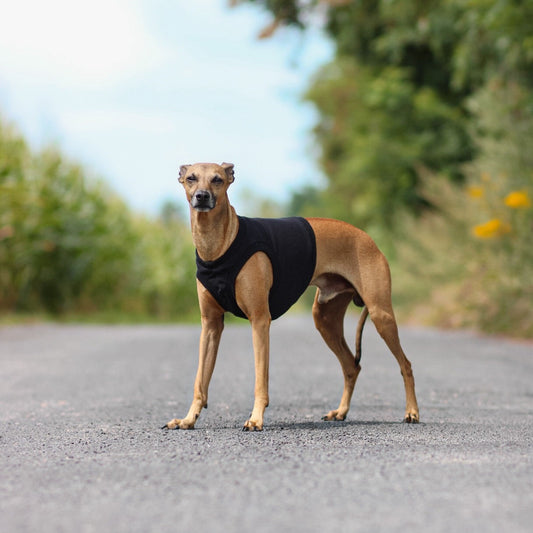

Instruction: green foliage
[234,0,533,336]
[452,0,533,90]
[235,0,533,233]
[393,80,533,337]
[0,116,198,319]
[305,57,470,241]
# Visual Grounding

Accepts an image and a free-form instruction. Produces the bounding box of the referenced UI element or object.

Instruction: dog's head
[178,162,235,212]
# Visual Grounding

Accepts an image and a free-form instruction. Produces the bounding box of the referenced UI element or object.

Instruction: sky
[0,0,334,216]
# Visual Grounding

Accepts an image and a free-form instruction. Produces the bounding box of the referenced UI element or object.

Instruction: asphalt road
[1,316,532,533]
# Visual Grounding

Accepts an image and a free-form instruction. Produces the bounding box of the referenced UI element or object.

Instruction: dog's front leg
[236,253,273,432]
[243,315,271,431]
[164,283,224,430]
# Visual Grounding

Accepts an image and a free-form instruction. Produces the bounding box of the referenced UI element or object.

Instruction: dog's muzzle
[191,190,216,212]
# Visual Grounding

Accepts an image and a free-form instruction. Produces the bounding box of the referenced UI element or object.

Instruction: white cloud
[0,0,167,88]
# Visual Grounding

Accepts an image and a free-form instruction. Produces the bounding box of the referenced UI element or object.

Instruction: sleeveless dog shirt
[195,216,317,320]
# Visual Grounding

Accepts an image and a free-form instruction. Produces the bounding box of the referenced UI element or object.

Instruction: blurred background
[0,0,532,337]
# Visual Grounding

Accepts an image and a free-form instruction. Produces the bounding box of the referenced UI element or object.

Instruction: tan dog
[163,162,419,431]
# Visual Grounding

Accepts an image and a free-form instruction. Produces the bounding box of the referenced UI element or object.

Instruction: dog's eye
[186,175,198,184]
[211,176,223,184]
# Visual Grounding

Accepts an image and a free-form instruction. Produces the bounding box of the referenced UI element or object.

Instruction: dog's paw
[242,419,263,431]
[162,418,195,430]
[403,411,420,424]
[322,410,347,422]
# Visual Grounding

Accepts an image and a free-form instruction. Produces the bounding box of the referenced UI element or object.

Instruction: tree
[232,0,533,235]
[0,116,198,318]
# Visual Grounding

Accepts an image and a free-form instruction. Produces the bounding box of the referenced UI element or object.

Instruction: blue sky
[0,0,333,215]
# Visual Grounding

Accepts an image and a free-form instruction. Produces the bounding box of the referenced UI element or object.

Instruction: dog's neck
[190,198,239,262]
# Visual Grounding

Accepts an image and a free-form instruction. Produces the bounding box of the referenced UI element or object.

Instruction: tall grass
[2,78,532,337]
[0,117,198,320]
[393,80,533,337]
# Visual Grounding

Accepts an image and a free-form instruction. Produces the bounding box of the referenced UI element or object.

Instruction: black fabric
[196,216,317,320]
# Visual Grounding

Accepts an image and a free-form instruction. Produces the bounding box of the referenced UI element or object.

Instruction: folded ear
[178,164,191,183]
[221,162,235,183]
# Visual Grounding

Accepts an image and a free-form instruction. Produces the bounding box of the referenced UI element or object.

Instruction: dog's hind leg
[312,290,361,421]
[362,263,419,423]
[357,254,419,423]
[369,303,419,423]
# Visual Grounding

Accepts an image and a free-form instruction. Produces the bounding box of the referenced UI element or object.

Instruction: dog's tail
[355,305,369,367]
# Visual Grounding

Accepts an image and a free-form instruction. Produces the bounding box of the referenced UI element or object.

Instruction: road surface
[1,316,532,532]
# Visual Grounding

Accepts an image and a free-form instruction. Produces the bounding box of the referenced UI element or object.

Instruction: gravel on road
[1,316,532,533]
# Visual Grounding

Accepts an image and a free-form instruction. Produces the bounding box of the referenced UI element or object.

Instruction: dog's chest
[196,216,316,320]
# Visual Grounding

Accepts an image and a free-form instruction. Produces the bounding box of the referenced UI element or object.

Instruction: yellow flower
[504,190,531,209]
[472,218,511,239]
[467,185,484,199]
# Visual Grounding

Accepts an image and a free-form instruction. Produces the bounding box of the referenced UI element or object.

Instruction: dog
[162,162,419,431]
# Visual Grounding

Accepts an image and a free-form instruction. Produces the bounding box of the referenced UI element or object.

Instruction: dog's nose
[195,191,211,203]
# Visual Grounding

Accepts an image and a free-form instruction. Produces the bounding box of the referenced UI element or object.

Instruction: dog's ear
[178,164,191,183]
[221,162,235,183]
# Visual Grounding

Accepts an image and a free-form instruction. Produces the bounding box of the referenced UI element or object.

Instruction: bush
[393,80,533,337]
[0,116,198,320]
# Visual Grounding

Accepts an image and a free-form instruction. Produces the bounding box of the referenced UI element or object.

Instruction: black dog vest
[196,216,317,320]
